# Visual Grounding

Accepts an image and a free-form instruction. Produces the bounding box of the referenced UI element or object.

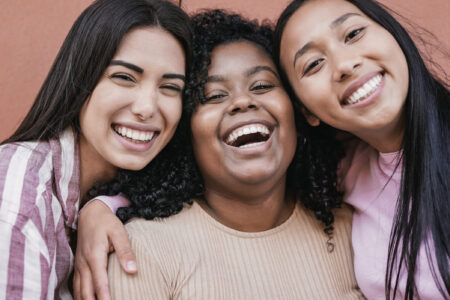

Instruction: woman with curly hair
[274,0,449,298]
[0,0,192,298]
[76,9,364,299]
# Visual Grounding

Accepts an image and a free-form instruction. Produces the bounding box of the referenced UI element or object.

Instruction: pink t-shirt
[341,140,446,299]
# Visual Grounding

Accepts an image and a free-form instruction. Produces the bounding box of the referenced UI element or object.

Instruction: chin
[232,169,278,185]
[112,158,149,171]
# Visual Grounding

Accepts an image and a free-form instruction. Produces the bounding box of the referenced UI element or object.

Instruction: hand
[73,200,136,300]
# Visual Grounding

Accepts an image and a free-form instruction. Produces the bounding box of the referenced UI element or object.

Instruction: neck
[357,113,405,153]
[79,136,117,205]
[197,176,295,232]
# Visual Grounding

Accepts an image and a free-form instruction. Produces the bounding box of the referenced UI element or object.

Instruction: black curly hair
[95,9,343,234]
[187,9,344,231]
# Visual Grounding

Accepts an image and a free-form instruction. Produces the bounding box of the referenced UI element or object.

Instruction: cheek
[190,109,216,145]
[161,99,183,129]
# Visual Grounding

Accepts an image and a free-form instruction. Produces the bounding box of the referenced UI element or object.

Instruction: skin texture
[79,27,185,197]
[191,41,297,232]
[74,27,186,300]
[280,0,409,153]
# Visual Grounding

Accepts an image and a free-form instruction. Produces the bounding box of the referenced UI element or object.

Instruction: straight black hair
[2,0,192,144]
[274,0,449,299]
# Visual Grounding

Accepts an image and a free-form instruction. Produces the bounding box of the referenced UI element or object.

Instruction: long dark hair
[2,0,192,144]
[113,10,344,236]
[274,0,450,299]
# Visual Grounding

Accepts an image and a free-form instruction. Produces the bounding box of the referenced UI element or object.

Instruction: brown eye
[205,93,226,102]
[251,82,274,92]
[161,85,182,92]
[345,27,365,42]
[303,58,324,75]
[111,73,135,82]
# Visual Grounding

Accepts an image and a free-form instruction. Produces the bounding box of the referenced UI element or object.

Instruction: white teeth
[239,141,265,149]
[225,123,270,145]
[346,74,383,105]
[114,125,155,142]
[132,131,139,140]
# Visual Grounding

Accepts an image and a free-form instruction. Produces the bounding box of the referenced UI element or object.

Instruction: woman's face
[190,41,297,192]
[79,27,185,171]
[280,0,409,148]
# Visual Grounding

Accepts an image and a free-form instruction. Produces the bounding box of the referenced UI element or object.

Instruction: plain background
[0,0,448,140]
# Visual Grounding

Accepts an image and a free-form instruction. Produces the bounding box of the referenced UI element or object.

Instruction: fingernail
[127,261,137,272]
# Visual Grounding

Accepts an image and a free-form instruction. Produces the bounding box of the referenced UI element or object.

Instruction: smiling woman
[0,0,192,299]
[79,27,184,173]
[274,0,449,298]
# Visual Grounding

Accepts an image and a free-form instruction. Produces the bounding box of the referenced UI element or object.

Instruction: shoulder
[0,140,54,213]
[122,204,203,279]
[293,203,353,248]
[124,203,200,244]
[0,140,53,170]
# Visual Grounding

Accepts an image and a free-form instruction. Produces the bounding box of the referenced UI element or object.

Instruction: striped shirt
[0,128,80,300]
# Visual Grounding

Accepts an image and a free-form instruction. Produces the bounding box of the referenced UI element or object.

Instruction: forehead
[208,41,275,74]
[113,27,185,66]
[281,0,364,51]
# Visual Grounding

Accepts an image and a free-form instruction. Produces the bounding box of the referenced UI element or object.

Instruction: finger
[79,263,95,300]
[110,227,137,274]
[89,251,111,300]
[73,270,81,300]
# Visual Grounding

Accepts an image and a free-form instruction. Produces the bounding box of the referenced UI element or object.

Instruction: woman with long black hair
[0,0,192,298]
[274,0,449,298]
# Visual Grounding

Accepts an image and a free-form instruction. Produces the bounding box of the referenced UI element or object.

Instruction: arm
[0,144,55,299]
[74,196,135,300]
[0,219,48,299]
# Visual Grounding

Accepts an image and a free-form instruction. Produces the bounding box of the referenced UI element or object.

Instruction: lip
[112,125,159,152]
[113,122,160,132]
[223,130,274,156]
[221,119,274,142]
[343,75,385,109]
[341,71,384,104]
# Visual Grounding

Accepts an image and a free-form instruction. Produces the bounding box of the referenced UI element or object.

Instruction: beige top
[108,201,365,300]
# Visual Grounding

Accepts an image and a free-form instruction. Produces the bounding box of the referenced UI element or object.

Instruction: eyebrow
[292,12,361,68]
[110,60,143,73]
[110,60,185,81]
[163,74,185,81]
[245,66,279,78]
[330,12,361,29]
[206,66,279,83]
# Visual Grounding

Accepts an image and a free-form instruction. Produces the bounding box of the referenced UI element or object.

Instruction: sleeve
[108,227,171,299]
[0,145,52,299]
[0,219,48,300]
[81,193,131,214]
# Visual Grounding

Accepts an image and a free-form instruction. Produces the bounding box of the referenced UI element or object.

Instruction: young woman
[105,9,363,299]
[0,0,192,298]
[274,0,449,298]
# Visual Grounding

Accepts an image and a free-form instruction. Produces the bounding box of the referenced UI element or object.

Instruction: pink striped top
[0,128,80,300]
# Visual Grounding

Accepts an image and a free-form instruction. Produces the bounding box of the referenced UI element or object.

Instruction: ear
[301,107,320,127]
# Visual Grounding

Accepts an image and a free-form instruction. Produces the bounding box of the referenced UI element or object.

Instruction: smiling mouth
[224,123,272,149]
[113,125,157,143]
[344,73,384,105]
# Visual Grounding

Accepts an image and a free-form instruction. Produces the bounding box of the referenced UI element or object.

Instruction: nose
[332,49,362,82]
[227,93,259,115]
[130,89,158,120]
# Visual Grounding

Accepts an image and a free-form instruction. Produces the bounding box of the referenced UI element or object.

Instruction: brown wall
[0,0,448,141]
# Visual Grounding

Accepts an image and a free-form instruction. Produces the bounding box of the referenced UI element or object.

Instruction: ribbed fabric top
[108,201,365,299]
